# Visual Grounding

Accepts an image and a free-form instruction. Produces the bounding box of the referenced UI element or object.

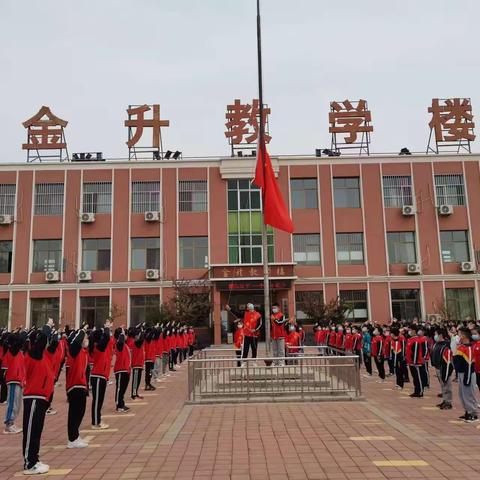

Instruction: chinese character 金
[329,99,373,144]
[22,106,68,150]
[225,99,271,144]
[222,268,230,278]
[428,98,476,142]
[125,104,170,148]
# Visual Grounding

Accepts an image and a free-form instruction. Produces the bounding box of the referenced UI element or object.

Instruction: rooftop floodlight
[173,151,182,160]
[399,147,411,155]
[164,150,173,159]
[72,153,79,160]
[251,150,256,157]
[153,151,161,160]
[315,149,322,157]
[85,153,92,160]
[237,151,243,157]
[322,149,340,157]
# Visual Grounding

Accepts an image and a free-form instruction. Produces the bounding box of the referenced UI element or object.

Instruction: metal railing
[187,347,361,404]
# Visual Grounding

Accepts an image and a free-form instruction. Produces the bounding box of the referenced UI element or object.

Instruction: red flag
[253,142,294,233]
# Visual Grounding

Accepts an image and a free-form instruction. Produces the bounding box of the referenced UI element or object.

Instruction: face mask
[346,329,351,334]
[289,327,295,332]
[247,304,254,311]
[237,323,243,329]
[338,328,343,332]
[373,330,379,336]
[272,308,278,313]
[362,327,367,333]
[352,329,357,334]
[473,334,480,341]
[434,334,439,342]
[82,340,89,349]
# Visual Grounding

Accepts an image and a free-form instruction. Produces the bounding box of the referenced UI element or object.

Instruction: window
[435,174,465,206]
[391,289,421,321]
[340,290,368,321]
[34,183,64,215]
[82,239,111,271]
[131,238,160,270]
[440,231,470,263]
[0,299,8,329]
[387,232,416,264]
[179,180,207,212]
[179,237,208,268]
[31,297,59,327]
[291,178,318,209]
[383,176,413,207]
[131,181,160,213]
[295,291,323,322]
[293,234,321,265]
[228,180,274,264]
[83,182,112,214]
[80,297,110,329]
[130,295,160,326]
[333,177,360,208]
[446,288,476,321]
[0,184,16,215]
[336,233,364,264]
[32,240,62,272]
[0,241,12,273]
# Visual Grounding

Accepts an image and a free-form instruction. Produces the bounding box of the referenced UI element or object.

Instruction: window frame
[82,238,111,271]
[34,183,64,216]
[340,290,368,321]
[179,236,208,269]
[0,184,16,215]
[434,174,465,206]
[290,178,318,209]
[131,237,160,270]
[293,234,321,265]
[0,240,13,273]
[131,181,161,213]
[130,295,160,326]
[446,288,476,321]
[387,232,417,264]
[82,182,112,214]
[80,296,110,329]
[382,175,413,208]
[30,297,59,328]
[333,177,361,208]
[0,298,9,329]
[32,239,62,272]
[179,180,208,212]
[440,230,470,263]
[336,233,364,265]
[391,289,421,321]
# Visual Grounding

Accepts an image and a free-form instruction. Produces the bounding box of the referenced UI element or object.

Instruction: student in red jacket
[129,326,145,400]
[234,321,245,367]
[144,328,156,391]
[66,327,90,448]
[226,304,262,360]
[406,325,426,398]
[3,330,27,434]
[22,320,56,475]
[472,327,480,392]
[89,321,112,429]
[44,329,63,416]
[371,327,386,383]
[285,324,301,363]
[113,328,131,413]
[0,329,8,404]
[187,327,195,358]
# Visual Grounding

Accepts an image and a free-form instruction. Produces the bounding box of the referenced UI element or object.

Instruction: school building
[0,152,480,343]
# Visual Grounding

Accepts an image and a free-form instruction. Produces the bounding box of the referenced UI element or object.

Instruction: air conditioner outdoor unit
[146,269,160,280]
[78,270,92,281]
[402,205,416,216]
[438,204,453,215]
[80,212,95,223]
[461,261,475,273]
[0,214,13,225]
[407,263,421,274]
[45,271,60,282]
[145,210,161,222]
[427,314,442,323]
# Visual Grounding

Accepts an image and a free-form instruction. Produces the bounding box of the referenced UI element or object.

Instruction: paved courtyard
[1,362,479,479]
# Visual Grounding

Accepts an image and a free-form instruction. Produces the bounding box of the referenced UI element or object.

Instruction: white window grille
[383,176,413,207]
[34,183,64,215]
[0,184,16,215]
[293,234,321,265]
[434,174,465,206]
[336,233,364,264]
[131,182,160,213]
[179,181,207,212]
[83,182,112,213]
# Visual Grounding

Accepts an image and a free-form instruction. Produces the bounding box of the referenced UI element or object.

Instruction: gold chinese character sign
[427,98,475,153]
[225,99,271,156]
[22,106,69,162]
[329,99,373,155]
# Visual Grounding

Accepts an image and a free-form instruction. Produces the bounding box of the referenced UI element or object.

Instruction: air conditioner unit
[427,314,442,323]
[145,210,161,222]
[461,261,475,273]
[402,205,416,216]
[146,269,160,280]
[438,204,453,216]
[78,270,92,281]
[80,212,95,223]
[0,214,13,225]
[407,263,421,274]
[45,271,60,282]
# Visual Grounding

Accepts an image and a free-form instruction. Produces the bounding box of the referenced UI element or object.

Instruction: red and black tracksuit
[234,326,245,367]
[66,330,89,442]
[406,335,426,396]
[371,335,385,380]
[89,328,111,426]
[129,332,145,399]
[391,335,408,388]
[114,333,131,409]
[144,330,156,389]
[22,326,55,470]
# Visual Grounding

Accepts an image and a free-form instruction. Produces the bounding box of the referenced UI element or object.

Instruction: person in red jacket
[390,327,407,390]
[89,320,112,429]
[233,321,245,367]
[113,328,131,413]
[65,326,90,448]
[328,325,337,355]
[44,328,63,416]
[285,324,301,364]
[335,326,345,352]
[270,303,287,366]
[22,320,56,475]
[371,327,386,383]
[351,327,363,360]
[0,329,8,404]
[144,328,156,391]
[129,326,145,400]
[383,329,394,376]
[406,325,426,398]
[226,303,262,361]
[187,327,195,358]
[471,327,480,392]
[3,330,27,434]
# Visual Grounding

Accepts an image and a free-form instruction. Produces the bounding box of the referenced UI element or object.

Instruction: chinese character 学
[428,98,476,142]
[22,106,68,150]
[329,99,373,144]
[125,104,170,148]
[225,99,271,144]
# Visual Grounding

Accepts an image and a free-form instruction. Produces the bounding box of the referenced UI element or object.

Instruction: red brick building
[0,153,479,343]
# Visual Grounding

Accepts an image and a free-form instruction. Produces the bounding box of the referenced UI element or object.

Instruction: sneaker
[145,385,156,391]
[91,422,109,430]
[440,403,452,410]
[436,402,445,408]
[116,406,130,413]
[463,414,478,423]
[108,381,113,385]
[3,424,22,434]
[46,407,57,416]
[437,393,443,398]
[394,385,403,390]
[23,462,49,475]
[376,380,386,384]
[409,393,423,398]
[458,412,468,420]
[362,374,372,379]
[67,437,89,448]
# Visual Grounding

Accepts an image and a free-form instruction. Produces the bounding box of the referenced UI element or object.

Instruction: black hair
[459,327,473,341]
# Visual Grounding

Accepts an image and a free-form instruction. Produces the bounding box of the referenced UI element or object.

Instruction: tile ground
[0,362,479,479]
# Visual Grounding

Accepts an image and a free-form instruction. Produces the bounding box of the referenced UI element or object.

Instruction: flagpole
[256,0,271,356]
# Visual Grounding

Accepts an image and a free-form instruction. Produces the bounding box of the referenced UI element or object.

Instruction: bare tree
[169,279,212,327]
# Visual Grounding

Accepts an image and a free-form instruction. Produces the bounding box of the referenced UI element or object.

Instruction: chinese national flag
[253,142,294,233]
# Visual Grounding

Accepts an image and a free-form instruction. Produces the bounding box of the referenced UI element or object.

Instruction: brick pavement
[1,362,480,479]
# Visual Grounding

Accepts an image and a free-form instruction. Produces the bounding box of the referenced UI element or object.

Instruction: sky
[1,0,479,162]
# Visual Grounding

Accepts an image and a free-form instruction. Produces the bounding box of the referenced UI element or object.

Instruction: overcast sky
[1,0,479,162]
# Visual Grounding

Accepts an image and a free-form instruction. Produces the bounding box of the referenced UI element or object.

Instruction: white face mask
[247,304,254,311]
[289,327,295,332]
[82,339,89,349]
[272,307,278,313]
